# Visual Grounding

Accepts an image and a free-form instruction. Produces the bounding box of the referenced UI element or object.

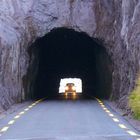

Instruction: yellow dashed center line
[0,98,45,136]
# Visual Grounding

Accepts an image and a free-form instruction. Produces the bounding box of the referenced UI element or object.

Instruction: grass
[129,75,140,120]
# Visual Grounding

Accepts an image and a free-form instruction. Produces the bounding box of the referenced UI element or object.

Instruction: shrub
[129,76,140,120]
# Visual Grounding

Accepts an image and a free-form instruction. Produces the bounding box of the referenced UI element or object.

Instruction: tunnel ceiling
[37,28,97,77]
[0,0,140,110]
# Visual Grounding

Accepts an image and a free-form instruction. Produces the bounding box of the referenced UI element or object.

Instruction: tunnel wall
[94,46,113,99]
[0,0,140,110]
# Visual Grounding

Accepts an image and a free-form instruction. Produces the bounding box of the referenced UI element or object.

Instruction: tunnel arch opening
[59,78,82,93]
[24,28,113,100]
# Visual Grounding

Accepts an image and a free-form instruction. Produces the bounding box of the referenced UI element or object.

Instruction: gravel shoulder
[0,101,33,120]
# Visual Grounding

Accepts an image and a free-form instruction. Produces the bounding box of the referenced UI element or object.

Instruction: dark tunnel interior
[25,28,112,100]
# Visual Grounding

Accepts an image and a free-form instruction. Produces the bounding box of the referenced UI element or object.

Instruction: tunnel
[24,28,113,100]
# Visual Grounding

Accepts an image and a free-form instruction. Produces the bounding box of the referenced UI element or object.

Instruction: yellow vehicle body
[65,83,76,95]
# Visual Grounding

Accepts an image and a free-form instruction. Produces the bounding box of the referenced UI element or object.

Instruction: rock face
[0,0,140,110]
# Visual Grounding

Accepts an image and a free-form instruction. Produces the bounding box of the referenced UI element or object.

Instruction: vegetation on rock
[129,74,140,120]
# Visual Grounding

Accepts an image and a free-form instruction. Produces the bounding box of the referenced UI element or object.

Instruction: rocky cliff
[0,0,140,110]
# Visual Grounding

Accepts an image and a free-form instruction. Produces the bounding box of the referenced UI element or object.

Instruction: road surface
[0,96,139,140]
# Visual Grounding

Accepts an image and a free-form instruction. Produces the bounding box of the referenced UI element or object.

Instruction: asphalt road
[0,95,139,140]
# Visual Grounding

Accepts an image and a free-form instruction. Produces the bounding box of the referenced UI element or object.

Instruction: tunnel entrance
[59,78,82,93]
[25,28,112,100]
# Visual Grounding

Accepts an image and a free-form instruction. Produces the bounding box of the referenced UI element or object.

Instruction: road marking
[8,120,15,125]
[19,111,25,115]
[0,127,9,132]
[95,97,139,138]
[28,105,33,108]
[113,118,120,122]
[0,98,45,136]
[105,110,110,113]
[32,103,36,106]
[118,124,127,129]
[127,130,137,136]
[109,113,114,117]
[14,115,20,119]
[24,108,29,111]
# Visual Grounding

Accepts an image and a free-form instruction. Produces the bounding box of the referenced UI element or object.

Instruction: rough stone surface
[0,0,140,110]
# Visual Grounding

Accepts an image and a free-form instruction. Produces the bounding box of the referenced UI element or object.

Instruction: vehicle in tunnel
[59,78,82,94]
[65,83,76,95]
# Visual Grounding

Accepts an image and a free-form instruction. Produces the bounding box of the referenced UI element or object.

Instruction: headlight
[65,86,68,90]
[72,86,76,90]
